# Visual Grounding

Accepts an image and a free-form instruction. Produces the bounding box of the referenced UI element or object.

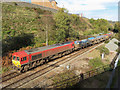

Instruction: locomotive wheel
[20,67,25,73]
[66,51,69,55]
[32,62,36,67]
[36,60,40,66]
[69,50,71,54]
[24,65,29,72]
[46,58,49,62]
[59,53,62,58]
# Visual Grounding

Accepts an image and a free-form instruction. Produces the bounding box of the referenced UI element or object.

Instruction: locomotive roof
[25,41,73,54]
[12,51,28,57]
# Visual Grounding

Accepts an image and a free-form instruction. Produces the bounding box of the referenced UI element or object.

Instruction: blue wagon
[79,39,91,48]
[88,37,96,45]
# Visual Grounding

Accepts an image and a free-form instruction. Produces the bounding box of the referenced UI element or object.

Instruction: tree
[71,14,80,25]
[54,8,72,42]
[114,22,120,33]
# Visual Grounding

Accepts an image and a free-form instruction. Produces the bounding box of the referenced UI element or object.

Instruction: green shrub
[97,46,109,55]
[89,57,104,68]
[2,66,12,74]
[118,60,120,67]
[114,42,118,45]
[105,40,109,44]
[51,70,77,88]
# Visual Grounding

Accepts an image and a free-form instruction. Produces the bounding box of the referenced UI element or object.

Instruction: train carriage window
[21,57,27,61]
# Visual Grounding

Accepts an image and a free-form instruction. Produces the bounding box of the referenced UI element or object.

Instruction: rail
[44,64,111,88]
[38,52,119,88]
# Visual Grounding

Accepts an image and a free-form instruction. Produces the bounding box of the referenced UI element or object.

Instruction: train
[12,32,113,72]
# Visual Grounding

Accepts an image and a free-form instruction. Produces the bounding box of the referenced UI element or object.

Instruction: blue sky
[55,0,119,21]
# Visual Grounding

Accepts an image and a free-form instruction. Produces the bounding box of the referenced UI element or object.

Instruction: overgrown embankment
[2,2,114,67]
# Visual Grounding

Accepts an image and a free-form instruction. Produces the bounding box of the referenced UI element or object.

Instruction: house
[31,0,59,10]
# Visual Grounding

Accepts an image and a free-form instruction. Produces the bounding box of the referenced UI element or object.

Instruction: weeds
[89,57,104,68]
[96,45,109,55]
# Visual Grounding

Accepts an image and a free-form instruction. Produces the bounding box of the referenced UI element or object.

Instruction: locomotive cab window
[17,57,19,61]
[21,57,27,61]
[13,56,16,60]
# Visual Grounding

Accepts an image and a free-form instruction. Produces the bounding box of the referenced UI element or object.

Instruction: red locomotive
[12,42,74,72]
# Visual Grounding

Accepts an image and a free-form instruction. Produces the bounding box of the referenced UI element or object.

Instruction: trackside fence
[36,53,119,88]
[46,64,112,88]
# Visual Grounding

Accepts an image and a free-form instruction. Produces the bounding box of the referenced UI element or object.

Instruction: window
[21,57,27,61]
[38,54,42,58]
[32,55,37,60]
[13,56,16,60]
[17,57,19,61]
[32,54,42,60]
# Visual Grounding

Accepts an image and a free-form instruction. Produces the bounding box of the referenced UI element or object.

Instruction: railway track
[2,42,104,88]
[1,71,21,83]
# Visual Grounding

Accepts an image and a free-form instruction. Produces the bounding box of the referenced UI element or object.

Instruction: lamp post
[39,15,53,46]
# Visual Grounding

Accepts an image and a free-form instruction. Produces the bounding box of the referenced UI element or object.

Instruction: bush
[89,57,104,68]
[105,40,109,44]
[118,60,120,67]
[51,70,77,88]
[114,42,118,45]
[97,46,109,55]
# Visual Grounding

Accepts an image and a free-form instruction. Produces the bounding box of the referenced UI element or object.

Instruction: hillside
[2,2,113,66]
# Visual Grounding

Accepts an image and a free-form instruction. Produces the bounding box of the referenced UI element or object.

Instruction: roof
[25,41,73,54]
[12,51,28,57]
[88,37,95,40]
[81,39,89,43]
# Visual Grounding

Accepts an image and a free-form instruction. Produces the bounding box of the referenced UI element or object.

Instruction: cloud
[56,0,119,21]
[56,0,119,12]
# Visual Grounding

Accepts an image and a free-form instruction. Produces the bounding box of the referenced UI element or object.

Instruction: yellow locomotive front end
[12,55,21,70]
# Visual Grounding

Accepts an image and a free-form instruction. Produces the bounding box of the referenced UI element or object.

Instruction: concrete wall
[31,0,59,10]
[3,2,58,13]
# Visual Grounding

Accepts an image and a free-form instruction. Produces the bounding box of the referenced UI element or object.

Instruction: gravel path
[105,38,119,52]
